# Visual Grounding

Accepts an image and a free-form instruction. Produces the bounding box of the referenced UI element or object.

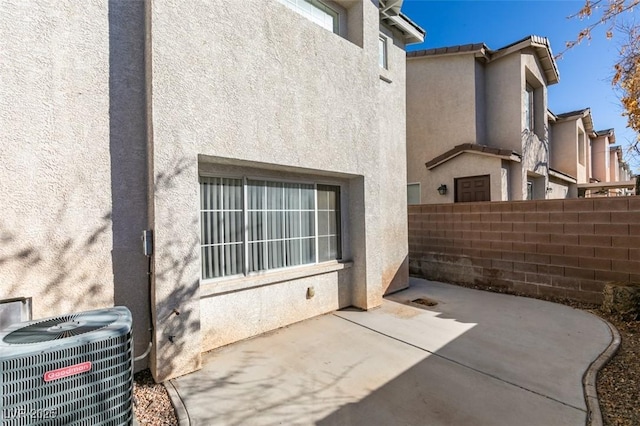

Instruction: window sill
[200,261,353,298]
[379,74,392,84]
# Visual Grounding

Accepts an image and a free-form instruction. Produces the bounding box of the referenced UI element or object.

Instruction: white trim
[407,182,421,205]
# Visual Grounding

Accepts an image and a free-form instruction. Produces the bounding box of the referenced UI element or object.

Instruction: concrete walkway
[169,278,613,426]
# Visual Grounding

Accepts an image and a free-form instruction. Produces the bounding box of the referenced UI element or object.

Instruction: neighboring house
[590,129,615,183]
[579,128,635,196]
[547,108,595,198]
[610,145,621,182]
[406,35,560,204]
[549,110,636,198]
[0,0,424,382]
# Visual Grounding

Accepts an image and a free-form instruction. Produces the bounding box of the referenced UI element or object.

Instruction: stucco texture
[0,0,114,316]
[148,0,409,381]
[407,43,554,203]
[0,0,152,370]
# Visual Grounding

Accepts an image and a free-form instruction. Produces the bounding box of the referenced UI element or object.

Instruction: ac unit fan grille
[1,332,133,426]
[3,310,119,344]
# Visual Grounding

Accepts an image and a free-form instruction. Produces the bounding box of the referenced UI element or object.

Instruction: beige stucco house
[0,0,423,382]
[580,128,635,196]
[548,109,636,198]
[406,35,560,204]
[547,108,594,198]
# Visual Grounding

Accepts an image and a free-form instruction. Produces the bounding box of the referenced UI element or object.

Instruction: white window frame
[524,84,534,132]
[407,183,420,205]
[379,34,388,69]
[278,0,339,34]
[199,176,342,282]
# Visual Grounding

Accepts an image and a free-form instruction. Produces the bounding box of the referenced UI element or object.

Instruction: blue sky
[402,0,639,171]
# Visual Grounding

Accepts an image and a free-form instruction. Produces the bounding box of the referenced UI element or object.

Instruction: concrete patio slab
[170,278,613,425]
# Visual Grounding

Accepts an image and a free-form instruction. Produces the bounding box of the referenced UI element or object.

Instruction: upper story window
[278,0,338,33]
[524,84,534,132]
[379,35,388,69]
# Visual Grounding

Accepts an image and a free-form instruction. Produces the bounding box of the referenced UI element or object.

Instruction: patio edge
[583,316,621,426]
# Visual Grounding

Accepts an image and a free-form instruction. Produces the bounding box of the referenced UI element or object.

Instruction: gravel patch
[133,369,178,426]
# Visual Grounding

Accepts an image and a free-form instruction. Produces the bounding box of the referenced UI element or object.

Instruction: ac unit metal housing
[0,306,133,425]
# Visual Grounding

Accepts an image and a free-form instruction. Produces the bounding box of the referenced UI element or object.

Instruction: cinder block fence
[408,197,640,304]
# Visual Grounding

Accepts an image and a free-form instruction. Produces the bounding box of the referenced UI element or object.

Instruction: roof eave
[387,13,425,44]
[491,36,560,85]
[425,146,521,170]
[379,0,425,45]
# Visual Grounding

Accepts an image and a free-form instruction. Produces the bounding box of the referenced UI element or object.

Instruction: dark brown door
[455,175,490,202]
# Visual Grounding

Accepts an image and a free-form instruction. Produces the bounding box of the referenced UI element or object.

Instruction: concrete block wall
[408,197,640,304]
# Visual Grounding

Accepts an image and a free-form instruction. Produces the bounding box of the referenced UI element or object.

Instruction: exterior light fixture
[437,184,447,195]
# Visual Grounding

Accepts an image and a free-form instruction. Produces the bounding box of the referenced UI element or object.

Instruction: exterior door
[455,175,490,202]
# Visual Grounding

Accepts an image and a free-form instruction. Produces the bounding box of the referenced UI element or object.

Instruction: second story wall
[485,52,521,152]
[610,148,621,182]
[591,135,611,182]
[551,118,589,183]
[407,54,480,162]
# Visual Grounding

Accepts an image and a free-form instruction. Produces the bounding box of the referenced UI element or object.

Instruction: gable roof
[554,108,594,133]
[425,143,521,170]
[593,128,616,144]
[407,43,489,60]
[408,35,560,85]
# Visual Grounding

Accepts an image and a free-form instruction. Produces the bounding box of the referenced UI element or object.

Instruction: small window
[278,0,338,33]
[524,84,534,132]
[407,183,420,205]
[200,177,342,280]
[379,35,388,69]
[526,180,534,200]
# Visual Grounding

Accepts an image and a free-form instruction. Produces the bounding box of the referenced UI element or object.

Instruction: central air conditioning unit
[0,306,133,426]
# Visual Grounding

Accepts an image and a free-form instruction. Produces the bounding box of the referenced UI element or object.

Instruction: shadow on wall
[108,0,150,370]
[522,128,549,177]
[150,156,203,381]
[383,255,409,296]
[0,209,113,319]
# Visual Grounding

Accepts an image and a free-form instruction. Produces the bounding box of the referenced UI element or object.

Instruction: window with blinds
[200,177,341,280]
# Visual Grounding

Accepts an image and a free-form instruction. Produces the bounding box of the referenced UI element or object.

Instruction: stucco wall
[591,136,610,182]
[550,119,579,178]
[547,176,572,199]
[610,150,620,182]
[0,0,152,370]
[485,53,521,152]
[149,0,406,381]
[419,154,505,204]
[407,54,478,162]
[407,54,479,206]
[379,25,409,294]
[0,1,114,317]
